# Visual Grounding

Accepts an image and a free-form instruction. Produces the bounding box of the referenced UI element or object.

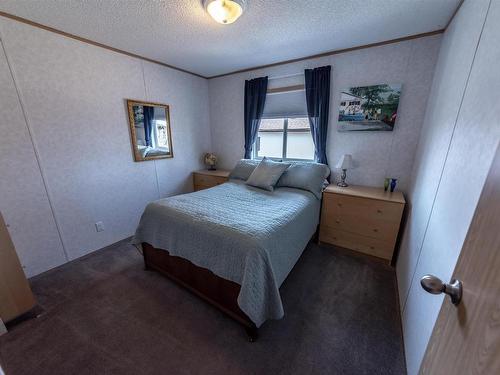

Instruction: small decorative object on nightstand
[336,154,353,187]
[390,178,398,192]
[384,178,390,191]
[193,169,230,191]
[204,153,218,170]
[319,184,405,264]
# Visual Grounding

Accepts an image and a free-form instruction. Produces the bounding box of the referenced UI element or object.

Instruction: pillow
[228,159,260,181]
[277,162,330,199]
[246,157,291,191]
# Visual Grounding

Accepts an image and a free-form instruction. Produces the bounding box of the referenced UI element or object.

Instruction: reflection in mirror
[126,100,173,162]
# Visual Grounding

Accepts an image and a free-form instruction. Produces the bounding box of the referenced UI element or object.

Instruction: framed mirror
[126,99,173,162]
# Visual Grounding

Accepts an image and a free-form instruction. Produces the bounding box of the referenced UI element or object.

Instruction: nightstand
[319,184,405,263]
[193,170,230,191]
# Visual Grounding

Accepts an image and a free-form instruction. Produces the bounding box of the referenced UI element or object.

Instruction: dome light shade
[203,0,246,24]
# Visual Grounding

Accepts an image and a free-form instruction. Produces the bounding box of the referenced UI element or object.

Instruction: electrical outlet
[95,221,104,232]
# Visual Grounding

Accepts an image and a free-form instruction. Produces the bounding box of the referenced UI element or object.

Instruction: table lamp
[336,154,353,187]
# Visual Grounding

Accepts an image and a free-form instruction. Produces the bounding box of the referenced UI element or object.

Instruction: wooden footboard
[142,243,258,340]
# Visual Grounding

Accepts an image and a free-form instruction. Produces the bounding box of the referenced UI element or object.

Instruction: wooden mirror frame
[126,99,173,162]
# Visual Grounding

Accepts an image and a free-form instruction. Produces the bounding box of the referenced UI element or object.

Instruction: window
[254,117,315,161]
[132,106,169,150]
[154,120,169,149]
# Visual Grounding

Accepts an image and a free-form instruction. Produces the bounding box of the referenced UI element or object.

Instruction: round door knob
[420,274,462,305]
[420,275,444,294]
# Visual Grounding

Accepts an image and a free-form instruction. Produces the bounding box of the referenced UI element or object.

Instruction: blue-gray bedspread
[132,180,320,327]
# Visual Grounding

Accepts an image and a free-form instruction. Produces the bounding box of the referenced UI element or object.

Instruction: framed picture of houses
[338,84,402,131]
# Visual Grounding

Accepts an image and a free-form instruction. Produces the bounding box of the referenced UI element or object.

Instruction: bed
[133,170,324,340]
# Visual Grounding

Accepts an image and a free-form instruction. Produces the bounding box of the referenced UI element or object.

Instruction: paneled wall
[0,34,66,276]
[208,35,442,193]
[0,17,211,277]
[396,0,500,373]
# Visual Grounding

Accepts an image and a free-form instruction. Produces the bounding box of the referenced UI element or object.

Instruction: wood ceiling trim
[0,8,459,80]
[208,29,445,79]
[0,11,206,79]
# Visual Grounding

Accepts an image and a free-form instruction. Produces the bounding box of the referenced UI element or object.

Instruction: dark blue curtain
[143,106,154,147]
[305,66,331,165]
[244,76,268,159]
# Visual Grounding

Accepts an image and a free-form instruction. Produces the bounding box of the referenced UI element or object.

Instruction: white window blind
[262,89,308,118]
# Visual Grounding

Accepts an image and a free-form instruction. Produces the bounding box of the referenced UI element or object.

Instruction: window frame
[253,115,315,162]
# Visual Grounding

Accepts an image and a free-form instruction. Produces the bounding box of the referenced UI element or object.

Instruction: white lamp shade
[336,154,353,170]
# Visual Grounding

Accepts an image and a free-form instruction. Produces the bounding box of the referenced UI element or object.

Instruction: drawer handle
[337,203,342,207]
[335,220,340,224]
[373,229,379,232]
[377,209,383,214]
[370,246,375,250]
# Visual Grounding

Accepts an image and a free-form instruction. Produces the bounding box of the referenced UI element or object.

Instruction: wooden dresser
[319,184,405,263]
[193,170,230,191]
[0,212,36,324]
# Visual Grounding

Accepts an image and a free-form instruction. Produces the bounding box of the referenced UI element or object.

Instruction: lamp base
[337,169,348,187]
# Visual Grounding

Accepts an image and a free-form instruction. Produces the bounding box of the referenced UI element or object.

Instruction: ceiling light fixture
[203,0,246,25]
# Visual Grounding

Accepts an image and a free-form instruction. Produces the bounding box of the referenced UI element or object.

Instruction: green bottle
[384,178,390,192]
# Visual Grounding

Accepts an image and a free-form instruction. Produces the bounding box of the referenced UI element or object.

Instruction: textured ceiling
[0,0,460,77]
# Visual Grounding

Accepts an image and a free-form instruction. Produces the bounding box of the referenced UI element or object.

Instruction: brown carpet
[0,239,406,375]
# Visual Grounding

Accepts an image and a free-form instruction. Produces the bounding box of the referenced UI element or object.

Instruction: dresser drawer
[323,193,403,224]
[322,213,400,242]
[193,174,227,188]
[319,227,394,261]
